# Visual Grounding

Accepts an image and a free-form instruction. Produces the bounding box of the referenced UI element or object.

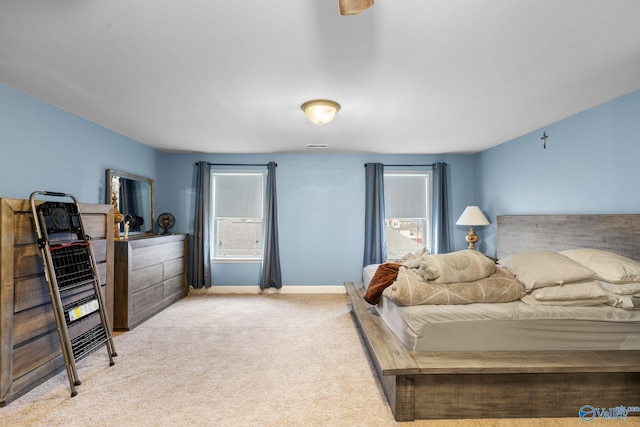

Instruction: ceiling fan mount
[339,0,374,16]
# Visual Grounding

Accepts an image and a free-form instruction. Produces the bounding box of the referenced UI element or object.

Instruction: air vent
[306,144,329,149]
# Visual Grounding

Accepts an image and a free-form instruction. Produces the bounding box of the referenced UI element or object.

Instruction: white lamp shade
[456,206,490,226]
[301,99,340,124]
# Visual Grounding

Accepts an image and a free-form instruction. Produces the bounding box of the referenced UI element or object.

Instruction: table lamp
[456,206,490,249]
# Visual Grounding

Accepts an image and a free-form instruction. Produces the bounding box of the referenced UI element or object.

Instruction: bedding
[364,246,640,352]
[599,281,640,295]
[406,249,496,283]
[383,266,525,306]
[363,262,401,304]
[561,248,640,283]
[529,280,606,301]
[498,250,594,291]
[364,250,503,306]
[604,291,640,310]
[397,247,429,263]
[520,294,611,307]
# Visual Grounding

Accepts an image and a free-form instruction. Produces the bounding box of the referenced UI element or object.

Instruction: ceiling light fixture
[301,99,340,125]
[339,0,374,15]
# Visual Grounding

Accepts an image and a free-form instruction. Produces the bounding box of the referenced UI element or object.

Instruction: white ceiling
[1,1,640,155]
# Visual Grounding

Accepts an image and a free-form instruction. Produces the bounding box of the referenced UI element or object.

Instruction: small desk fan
[157,212,175,235]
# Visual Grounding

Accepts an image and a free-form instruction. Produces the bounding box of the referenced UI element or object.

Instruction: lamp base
[465,226,478,250]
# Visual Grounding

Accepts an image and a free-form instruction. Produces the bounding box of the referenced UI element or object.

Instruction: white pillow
[598,281,640,295]
[498,250,595,292]
[531,281,606,301]
[560,248,640,283]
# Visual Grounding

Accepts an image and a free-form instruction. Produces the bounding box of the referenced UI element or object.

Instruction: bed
[345,214,640,421]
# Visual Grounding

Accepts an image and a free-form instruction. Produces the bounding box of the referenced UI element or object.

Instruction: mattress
[362,264,378,289]
[377,295,640,351]
[363,264,640,351]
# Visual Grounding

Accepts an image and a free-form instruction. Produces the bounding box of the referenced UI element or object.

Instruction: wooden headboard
[496,214,640,261]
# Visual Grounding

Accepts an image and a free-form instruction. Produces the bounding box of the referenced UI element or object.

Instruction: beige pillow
[521,294,609,307]
[598,281,640,295]
[498,250,594,292]
[405,249,496,284]
[560,248,640,283]
[531,280,606,301]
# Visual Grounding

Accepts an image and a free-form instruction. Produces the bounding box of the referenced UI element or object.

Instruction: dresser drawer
[130,264,163,293]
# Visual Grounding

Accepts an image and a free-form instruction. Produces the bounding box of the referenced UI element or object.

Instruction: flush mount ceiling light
[301,99,341,125]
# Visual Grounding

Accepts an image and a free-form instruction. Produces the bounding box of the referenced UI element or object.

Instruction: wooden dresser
[0,198,113,406]
[113,234,188,330]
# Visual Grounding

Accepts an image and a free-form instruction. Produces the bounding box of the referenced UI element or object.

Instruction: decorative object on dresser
[157,212,175,235]
[111,188,124,240]
[0,198,114,407]
[455,205,490,249]
[113,234,189,330]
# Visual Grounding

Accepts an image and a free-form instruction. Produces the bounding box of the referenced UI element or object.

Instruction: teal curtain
[431,162,450,254]
[192,161,212,288]
[260,162,282,289]
[363,163,387,266]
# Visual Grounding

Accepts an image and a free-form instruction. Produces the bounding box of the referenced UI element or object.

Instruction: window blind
[213,173,264,218]
[384,174,428,218]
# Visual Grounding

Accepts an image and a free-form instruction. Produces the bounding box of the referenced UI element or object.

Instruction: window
[384,171,432,260]
[211,170,266,261]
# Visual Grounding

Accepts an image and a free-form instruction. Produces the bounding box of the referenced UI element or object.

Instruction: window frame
[383,170,433,259]
[210,168,267,263]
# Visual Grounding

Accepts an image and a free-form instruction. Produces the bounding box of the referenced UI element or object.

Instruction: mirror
[106,169,155,235]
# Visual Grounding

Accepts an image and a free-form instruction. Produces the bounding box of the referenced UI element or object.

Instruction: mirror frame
[106,169,155,235]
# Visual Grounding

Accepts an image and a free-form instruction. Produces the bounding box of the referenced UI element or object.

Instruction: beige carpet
[2,293,637,427]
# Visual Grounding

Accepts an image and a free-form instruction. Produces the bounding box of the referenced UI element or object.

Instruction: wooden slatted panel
[497,214,640,260]
[411,350,640,374]
[413,372,640,419]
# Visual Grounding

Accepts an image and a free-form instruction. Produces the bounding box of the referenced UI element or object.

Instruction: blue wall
[0,84,159,203]
[475,89,640,257]
[158,152,477,286]
[5,81,638,287]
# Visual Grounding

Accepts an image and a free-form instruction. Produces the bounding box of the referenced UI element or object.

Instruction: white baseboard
[189,285,346,295]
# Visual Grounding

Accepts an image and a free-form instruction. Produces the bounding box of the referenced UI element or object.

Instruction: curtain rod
[364,163,438,167]
[385,164,435,167]
[195,162,276,167]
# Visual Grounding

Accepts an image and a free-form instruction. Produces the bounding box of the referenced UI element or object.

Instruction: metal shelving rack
[30,191,117,397]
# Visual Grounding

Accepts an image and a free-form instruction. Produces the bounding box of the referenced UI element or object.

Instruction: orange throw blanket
[363,263,401,305]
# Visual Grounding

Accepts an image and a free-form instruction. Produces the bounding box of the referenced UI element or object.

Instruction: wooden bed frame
[345,214,640,421]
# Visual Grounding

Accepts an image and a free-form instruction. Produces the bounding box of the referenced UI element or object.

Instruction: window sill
[211,258,261,264]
